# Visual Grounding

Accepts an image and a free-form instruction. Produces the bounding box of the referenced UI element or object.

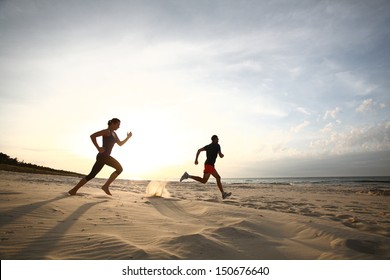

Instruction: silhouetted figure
[68,118,132,196]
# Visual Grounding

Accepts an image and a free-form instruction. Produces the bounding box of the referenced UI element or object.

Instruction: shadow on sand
[9,199,108,259]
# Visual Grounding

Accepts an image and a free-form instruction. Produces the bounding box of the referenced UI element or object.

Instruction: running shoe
[180,172,189,182]
[222,192,232,199]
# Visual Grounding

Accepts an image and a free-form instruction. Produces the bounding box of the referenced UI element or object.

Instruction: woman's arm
[90,129,110,153]
[114,131,132,146]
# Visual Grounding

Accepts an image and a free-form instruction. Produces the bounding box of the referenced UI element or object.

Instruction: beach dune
[0,171,389,260]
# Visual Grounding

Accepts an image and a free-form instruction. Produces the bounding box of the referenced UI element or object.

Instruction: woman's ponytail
[108,118,120,126]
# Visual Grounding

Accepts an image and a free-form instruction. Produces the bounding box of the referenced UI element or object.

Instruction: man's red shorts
[204,164,216,174]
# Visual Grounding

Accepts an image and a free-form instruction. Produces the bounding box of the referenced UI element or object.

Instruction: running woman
[68,118,132,196]
[180,135,231,199]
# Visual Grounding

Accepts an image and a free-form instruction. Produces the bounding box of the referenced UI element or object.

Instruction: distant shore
[0,152,84,178]
[0,163,84,177]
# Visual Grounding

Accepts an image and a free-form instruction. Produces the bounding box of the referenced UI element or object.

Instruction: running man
[68,118,132,196]
[180,135,231,199]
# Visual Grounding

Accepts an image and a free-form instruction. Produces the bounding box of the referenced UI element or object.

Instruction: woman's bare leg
[101,171,119,195]
[68,178,87,195]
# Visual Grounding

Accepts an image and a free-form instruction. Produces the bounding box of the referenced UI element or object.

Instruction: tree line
[0,152,83,177]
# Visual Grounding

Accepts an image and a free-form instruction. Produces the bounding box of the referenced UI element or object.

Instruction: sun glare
[110,113,188,180]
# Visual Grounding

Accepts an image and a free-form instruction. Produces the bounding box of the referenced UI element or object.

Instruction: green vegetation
[0,152,84,177]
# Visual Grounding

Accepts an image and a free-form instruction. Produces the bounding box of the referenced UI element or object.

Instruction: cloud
[291,120,310,133]
[312,121,390,154]
[356,98,373,113]
[336,71,378,96]
[1,0,389,178]
[323,107,341,120]
[296,107,311,115]
[320,123,334,134]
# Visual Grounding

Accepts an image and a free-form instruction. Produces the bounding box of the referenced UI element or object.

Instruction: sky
[1,0,389,179]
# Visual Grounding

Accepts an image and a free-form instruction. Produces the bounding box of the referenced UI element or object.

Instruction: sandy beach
[0,170,389,260]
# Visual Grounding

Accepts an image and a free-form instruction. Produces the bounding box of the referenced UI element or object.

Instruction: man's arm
[195,147,206,165]
[219,145,224,158]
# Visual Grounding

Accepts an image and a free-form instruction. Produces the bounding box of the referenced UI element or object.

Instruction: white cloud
[323,107,341,120]
[289,67,302,79]
[312,122,390,154]
[1,0,389,178]
[291,120,310,133]
[320,123,334,134]
[296,107,311,115]
[250,97,289,118]
[336,71,378,96]
[356,98,373,113]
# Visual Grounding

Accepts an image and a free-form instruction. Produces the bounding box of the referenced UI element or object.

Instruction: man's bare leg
[211,171,224,194]
[211,171,231,199]
[189,173,211,184]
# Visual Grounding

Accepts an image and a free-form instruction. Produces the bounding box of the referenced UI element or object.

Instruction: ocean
[222,176,390,186]
[5,171,389,192]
